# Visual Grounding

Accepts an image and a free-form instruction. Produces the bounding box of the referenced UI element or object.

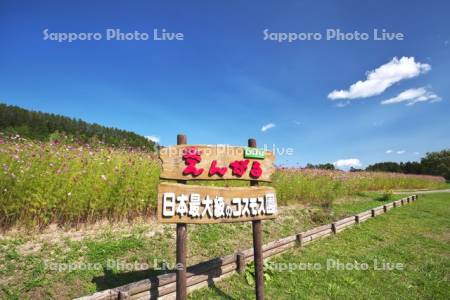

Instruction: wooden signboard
[159,145,275,182]
[158,135,272,300]
[157,182,277,224]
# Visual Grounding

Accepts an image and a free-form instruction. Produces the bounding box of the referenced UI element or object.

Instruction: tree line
[0,103,156,150]
[365,150,450,180]
[306,150,450,181]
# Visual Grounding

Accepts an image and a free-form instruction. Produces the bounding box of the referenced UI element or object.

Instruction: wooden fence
[75,195,418,300]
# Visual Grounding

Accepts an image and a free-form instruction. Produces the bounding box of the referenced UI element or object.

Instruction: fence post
[236,252,246,274]
[355,215,360,224]
[331,223,337,234]
[371,209,376,217]
[296,233,303,247]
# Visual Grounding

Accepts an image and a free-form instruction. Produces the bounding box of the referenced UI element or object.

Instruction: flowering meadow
[0,135,446,228]
[273,168,446,206]
[0,135,160,227]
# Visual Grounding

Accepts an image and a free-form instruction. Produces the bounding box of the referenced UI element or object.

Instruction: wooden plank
[262,235,296,253]
[157,183,277,224]
[385,202,394,209]
[243,240,296,264]
[309,230,333,241]
[130,264,237,300]
[74,290,117,300]
[360,209,373,216]
[159,145,275,182]
[303,228,333,242]
[373,209,384,216]
[336,219,355,229]
[302,224,332,237]
[358,214,372,222]
[334,216,356,226]
[263,241,296,259]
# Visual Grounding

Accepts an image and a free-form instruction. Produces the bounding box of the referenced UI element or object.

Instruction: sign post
[176,134,187,300]
[157,134,277,299]
[249,138,264,300]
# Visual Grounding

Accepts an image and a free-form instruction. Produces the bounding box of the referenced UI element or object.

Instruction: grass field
[0,137,446,228]
[0,192,408,299]
[190,193,450,299]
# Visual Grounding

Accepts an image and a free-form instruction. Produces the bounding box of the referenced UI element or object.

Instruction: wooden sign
[157,182,278,224]
[159,145,275,182]
[159,135,273,300]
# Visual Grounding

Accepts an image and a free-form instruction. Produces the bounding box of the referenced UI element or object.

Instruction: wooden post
[236,252,246,274]
[331,223,337,234]
[296,233,303,248]
[355,215,360,224]
[248,138,264,300]
[176,134,187,300]
[371,209,376,217]
[118,291,129,300]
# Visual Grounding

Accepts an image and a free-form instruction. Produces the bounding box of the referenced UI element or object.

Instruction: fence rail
[75,195,418,300]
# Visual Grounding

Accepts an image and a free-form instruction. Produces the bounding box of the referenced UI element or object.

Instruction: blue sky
[1,0,449,168]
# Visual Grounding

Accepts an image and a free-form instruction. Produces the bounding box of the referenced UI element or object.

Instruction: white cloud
[381,87,441,106]
[386,150,393,154]
[414,152,420,155]
[145,135,160,143]
[335,101,350,108]
[328,57,431,100]
[261,123,276,132]
[333,158,362,168]
[292,120,301,126]
[396,150,406,154]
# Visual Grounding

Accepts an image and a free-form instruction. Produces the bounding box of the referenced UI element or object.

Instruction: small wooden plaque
[157,182,278,224]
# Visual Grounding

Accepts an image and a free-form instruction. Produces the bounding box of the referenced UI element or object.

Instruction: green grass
[0,192,411,299]
[190,193,450,299]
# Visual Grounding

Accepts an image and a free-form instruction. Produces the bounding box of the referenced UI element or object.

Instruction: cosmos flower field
[0,135,446,228]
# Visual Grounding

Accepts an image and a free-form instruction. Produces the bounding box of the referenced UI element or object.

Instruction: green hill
[0,103,155,150]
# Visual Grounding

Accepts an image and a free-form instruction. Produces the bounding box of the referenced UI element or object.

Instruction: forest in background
[0,103,156,151]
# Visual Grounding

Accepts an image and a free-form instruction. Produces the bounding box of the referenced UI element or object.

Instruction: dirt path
[393,189,450,194]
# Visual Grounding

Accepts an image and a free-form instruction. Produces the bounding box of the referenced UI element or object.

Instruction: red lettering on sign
[229,159,249,177]
[250,161,262,179]
[209,160,227,177]
[182,147,204,176]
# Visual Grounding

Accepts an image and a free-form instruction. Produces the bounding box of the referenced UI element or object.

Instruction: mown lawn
[190,193,450,299]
